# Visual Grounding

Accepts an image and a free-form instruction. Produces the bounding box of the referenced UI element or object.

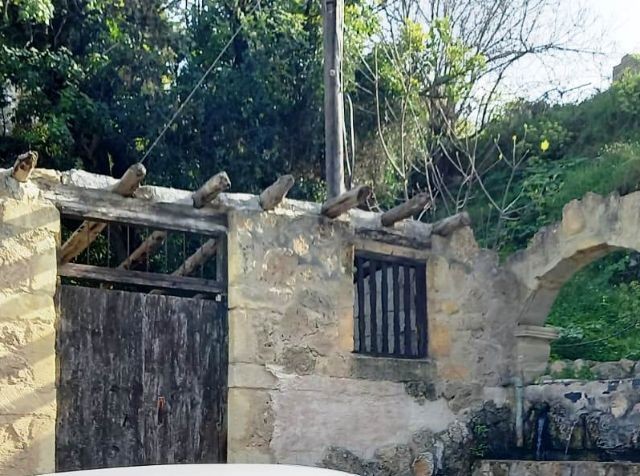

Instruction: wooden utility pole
[323,0,346,198]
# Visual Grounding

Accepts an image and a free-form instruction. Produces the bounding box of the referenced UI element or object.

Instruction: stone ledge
[350,354,436,383]
[515,325,559,340]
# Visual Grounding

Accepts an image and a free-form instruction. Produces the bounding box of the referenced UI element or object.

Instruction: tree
[346,0,599,215]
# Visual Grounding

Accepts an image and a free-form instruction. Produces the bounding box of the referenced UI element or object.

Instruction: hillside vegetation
[470,73,640,361]
[2,1,640,362]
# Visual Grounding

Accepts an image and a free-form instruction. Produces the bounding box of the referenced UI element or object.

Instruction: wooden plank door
[56,286,227,471]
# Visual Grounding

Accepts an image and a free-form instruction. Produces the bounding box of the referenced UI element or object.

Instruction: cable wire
[140,1,260,164]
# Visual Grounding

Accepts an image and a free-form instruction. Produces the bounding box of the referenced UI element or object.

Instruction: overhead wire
[140,0,260,165]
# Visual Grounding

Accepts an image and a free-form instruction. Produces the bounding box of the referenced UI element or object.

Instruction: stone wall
[613,53,640,82]
[475,460,640,476]
[506,191,640,383]
[0,172,58,475]
[0,167,635,475]
[225,199,518,472]
[523,379,640,460]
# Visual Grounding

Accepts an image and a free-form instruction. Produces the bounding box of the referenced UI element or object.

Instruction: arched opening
[506,191,640,382]
[546,249,640,375]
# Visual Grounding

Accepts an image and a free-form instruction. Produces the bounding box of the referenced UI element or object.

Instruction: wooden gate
[55,285,228,470]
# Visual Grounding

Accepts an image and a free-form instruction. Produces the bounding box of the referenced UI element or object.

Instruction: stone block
[228,309,280,365]
[0,414,55,476]
[350,355,435,383]
[561,200,586,236]
[0,199,59,234]
[515,325,559,383]
[228,363,277,389]
[227,387,274,453]
[591,361,630,380]
[0,292,55,322]
[0,380,55,415]
[428,322,451,358]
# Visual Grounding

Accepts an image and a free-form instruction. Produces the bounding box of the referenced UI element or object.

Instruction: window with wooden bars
[353,251,427,358]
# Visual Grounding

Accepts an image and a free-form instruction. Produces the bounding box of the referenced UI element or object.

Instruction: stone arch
[504,191,640,381]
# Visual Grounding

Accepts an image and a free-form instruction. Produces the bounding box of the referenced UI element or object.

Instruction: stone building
[613,53,640,82]
[1,162,640,475]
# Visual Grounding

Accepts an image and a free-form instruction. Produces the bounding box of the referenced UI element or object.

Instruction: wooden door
[55,285,227,471]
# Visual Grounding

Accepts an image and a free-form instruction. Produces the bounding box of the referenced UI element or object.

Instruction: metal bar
[86,222,90,265]
[145,227,150,272]
[392,263,400,355]
[369,258,378,354]
[381,261,389,354]
[356,256,366,353]
[404,265,412,356]
[107,223,111,267]
[58,263,226,295]
[415,263,428,357]
[216,238,227,282]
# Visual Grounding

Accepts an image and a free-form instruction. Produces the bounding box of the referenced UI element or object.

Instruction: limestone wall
[226,201,518,472]
[0,172,58,475]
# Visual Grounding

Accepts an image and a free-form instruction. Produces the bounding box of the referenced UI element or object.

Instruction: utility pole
[323,0,345,198]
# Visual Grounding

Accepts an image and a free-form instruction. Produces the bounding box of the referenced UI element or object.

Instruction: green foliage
[0,0,377,198]
[471,74,640,362]
[575,366,595,380]
[549,251,640,361]
[470,422,489,458]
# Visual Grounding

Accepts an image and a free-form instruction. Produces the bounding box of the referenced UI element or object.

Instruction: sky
[502,0,640,102]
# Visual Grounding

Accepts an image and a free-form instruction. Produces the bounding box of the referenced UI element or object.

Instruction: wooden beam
[149,238,220,295]
[321,185,371,219]
[11,151,38,182]
[118,230,167,270]
[259,175,295,211]
[109,162,146,196]
[46,186,227,235]
[380,193,430,227]
[173,238,219,277]
[354,211,471,249]
[58,263,225,294]
[59,163,147,264]
[192,172,231,209]
[432,212,471,236]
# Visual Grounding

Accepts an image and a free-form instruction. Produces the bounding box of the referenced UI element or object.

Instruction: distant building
[613,53,640,82]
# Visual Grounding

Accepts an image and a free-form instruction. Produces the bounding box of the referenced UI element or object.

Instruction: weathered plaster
[269,373,456,464]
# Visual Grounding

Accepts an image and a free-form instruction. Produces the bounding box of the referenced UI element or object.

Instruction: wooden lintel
[321,185,371,219]
[192,172,231,208]
[259,175,295,210]
[432,212,471,236]
[46,186,227,236]
[354,227,432,249]
[11,151,38,182]
[59,163,147,264]
[58,263,225,294]
[381,193,430,227]
[354,211,470,249]
[118,230,167,270]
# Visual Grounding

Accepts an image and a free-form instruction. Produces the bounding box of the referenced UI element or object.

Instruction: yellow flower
[540,139,550,152]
